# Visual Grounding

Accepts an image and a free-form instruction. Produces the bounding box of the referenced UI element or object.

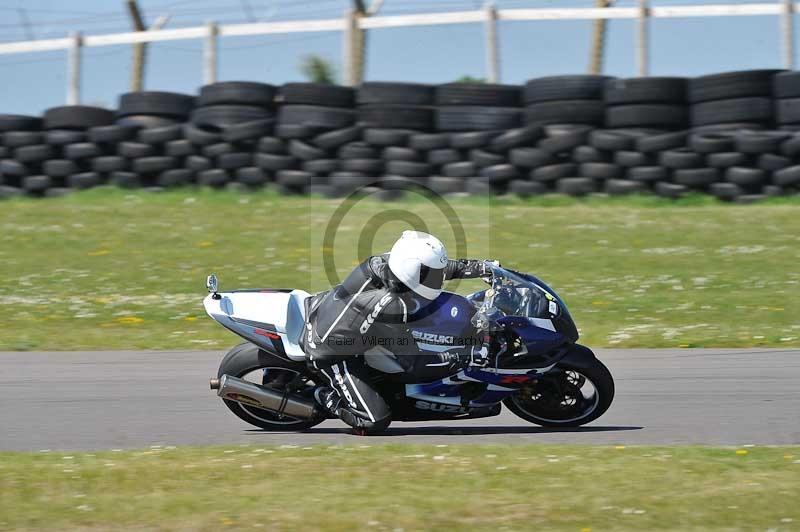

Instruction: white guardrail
[0,1,796,105]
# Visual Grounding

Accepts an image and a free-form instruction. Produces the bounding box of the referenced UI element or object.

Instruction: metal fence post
[636,0,649,76]
[204,21,218,85]
[342,9,357,86]
[67,31,82,105]
[484,2,499,83]
[782,0,795,69]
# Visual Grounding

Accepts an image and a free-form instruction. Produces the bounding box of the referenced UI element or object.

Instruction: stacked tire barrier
[2,70,800,201]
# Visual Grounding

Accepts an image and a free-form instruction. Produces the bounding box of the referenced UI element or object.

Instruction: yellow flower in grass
[184,316,198,322]
[116,316,144,325]
[735,449,748,455]
[197,241,214,248]
[87,249,110,256]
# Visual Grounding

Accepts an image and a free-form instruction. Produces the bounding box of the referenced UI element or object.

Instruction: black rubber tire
[279,83,354,107]
[441,161,477,178]
[312,126,362,150]
[691,97,773,127]
[382,146,422,162]
[436,107,521,131]
[288,140,326,161]
[43,159,80,178]
[0,159,29,177]
[133,156,178,174]
[531,163,577,183]
[470,148,506,168]
[339,158,383,174]
[627,166,668,183]
[330,173,373,192]
[165,139,197,158]
[580,162,623,180]
[538,130,589,154]
[427,148,461,166]
[757,153,791,172]
[508,147,550,168]
[3,131,43,147]
[22,175,52,193]
[185,155,213,172]
[604,77,687,105]
[479,164,518,184]
[775,97,800,125]
[656,181,688,198]
[218,152,253,170]
[735,131,792,154]
[509,179,547,197]
[117,91,195,118]
[91,156,128,173]
[380,175,426,190]
[274,123,318,139]
[339,142,378,159]
[556,177,597,196]
[573,145,611,163]
[222,119,274,143]
[706,152,750,169]
[193,105,274,129]
[109,171,141,189]
[0,114,42,132]
[780,135,800,157]
[64,142,103,160]
[43,105,114,130]
[409,133,450,150]
[257,136,287,154]
[358,105,434,130]
[138,124,183,144]
[773,71,800,98]
[89,124,139,144]
[450,131,499,149]
[183,123,222,146]
[524,100,604,126]
[613,151,653,168]
[302,159,339,174]
[688,69,782,103]
[363,129,414,146]
[198,82,276,107]
[772,165,800,186]
[605,178,647,195]
[710,182,743,201]
[115,115,181,128]
[0,185,23,198]
[67,171,102,189]
[386,160,431,177]
[15,144,56,164]
[725,167,766,187]
[254,153,296,171]
[606,104,688,129]
[673,167,719,187]
[197,168,231,187]
[465,179,493,196]
[489,125,544,152]
[523,75,611,103]
[45,129,87,146]
[427,175,466,194]
[436,83,520,106]
[235,166,269,187]
[589,130,635,151]
[688,132,734,153]
[691,122,766,134]
[635,131,688,153]
[659,149,704,169]
[157,168,193,187]
[276,169,315,187]
[117,141,157,158]
[357,82,434,105]
[201,142,235,158]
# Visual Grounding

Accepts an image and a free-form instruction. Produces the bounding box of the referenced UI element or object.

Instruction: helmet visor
[419,265,444,293]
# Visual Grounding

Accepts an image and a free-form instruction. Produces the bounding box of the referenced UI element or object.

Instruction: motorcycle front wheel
[217,342,324,432]
[503,358,614,427]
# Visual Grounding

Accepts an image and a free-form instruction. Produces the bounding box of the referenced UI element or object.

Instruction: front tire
[217,342,323,431]
[503,357,614,427]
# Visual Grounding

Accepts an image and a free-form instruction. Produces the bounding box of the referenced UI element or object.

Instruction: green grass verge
[1,444,798,531]
[1,187,799,350]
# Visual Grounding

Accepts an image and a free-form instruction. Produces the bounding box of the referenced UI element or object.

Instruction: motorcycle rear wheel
[217,342,324,431]
[503,358,614,427]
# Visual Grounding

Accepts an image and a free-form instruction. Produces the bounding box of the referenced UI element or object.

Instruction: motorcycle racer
[302,230,495,434]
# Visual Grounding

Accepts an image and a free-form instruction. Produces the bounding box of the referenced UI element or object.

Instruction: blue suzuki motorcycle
[205,262,614,432]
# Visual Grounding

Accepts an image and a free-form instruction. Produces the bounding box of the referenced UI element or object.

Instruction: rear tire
[217,342,323,431]
[503,357,614,427]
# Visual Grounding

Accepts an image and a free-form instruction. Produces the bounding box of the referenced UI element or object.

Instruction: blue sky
[0,0,792,114]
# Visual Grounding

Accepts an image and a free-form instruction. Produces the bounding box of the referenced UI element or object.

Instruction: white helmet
[388,230,448,300]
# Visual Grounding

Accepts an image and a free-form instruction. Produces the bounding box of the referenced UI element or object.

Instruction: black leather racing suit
[302,254,487,431]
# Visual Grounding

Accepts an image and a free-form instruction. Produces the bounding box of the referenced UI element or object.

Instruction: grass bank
[1,187,798,350]
[0,444,798,531]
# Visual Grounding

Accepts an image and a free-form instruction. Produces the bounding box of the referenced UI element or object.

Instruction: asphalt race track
[1,349,799,451]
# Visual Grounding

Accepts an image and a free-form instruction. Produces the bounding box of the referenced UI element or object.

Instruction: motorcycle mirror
[206,274,218,294]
